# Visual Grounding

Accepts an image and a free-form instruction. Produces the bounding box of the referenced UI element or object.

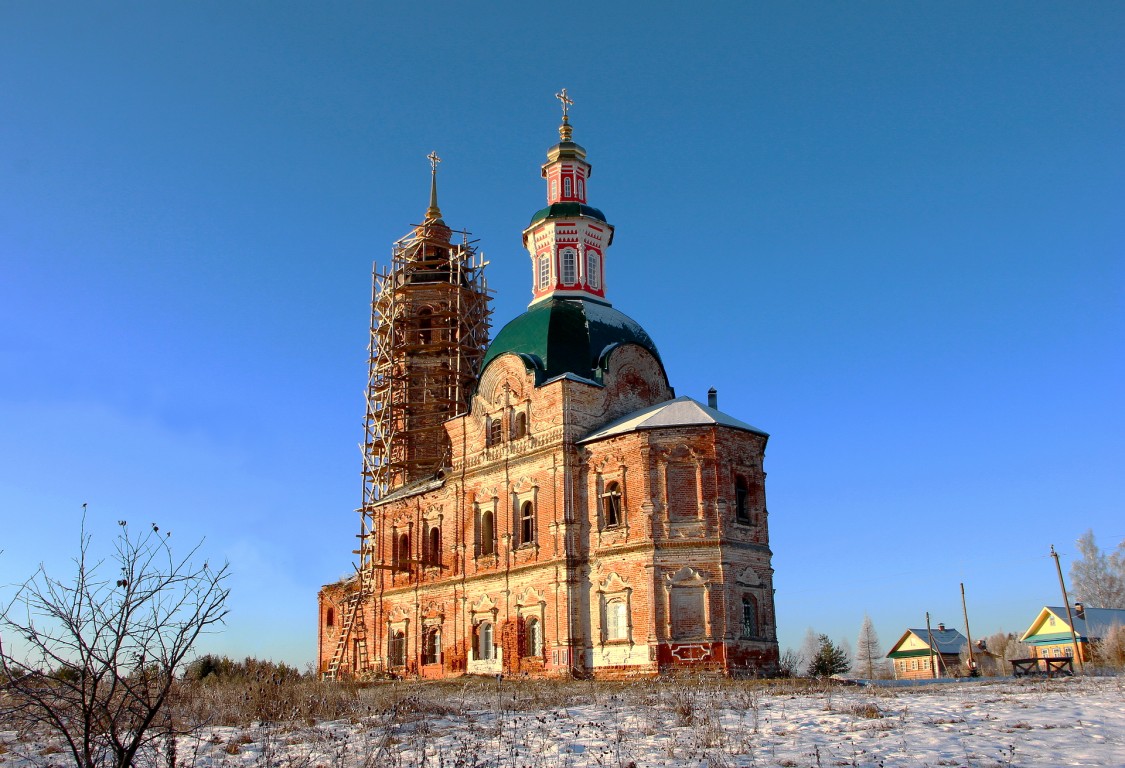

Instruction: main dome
[481,298,664,385]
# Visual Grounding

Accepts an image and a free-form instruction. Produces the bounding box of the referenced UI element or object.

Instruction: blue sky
[2,2,1122,666]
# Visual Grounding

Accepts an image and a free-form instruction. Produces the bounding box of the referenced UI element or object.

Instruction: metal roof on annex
[579,395,769,444]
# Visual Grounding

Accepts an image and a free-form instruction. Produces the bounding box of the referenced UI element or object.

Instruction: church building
[318,95,779,679]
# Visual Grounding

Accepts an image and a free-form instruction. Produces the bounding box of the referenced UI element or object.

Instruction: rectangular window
[538,254,550,289]
[606,599,628,641]
[586,251,600,289]
[561,249,577,285]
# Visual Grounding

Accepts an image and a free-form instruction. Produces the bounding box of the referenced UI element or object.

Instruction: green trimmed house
[1020,604,1125,662]
[886,624,967,680]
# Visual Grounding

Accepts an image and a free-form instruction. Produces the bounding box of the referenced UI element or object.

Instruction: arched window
[537,254,550,289]
[325,607,335,628]
[602,481,622,527]
[550,179,558,200]
[606,599,628,641]
[422,628,441,665]
[524,617,542,657]
[427,526,441,566]
[741,596,758,639]
[511,411,527,440]
[563,177,572,197]
[586,251,600,289]
[577,179,585,199]
[519,500,535,547]
[480,510,495,556]
[418,307,432,345]
[561,249,577,285]
[397,533,411,571]
[489,418,503,447]
[389,630,406,667]
[735,477,750,524]
[476,621,494,660]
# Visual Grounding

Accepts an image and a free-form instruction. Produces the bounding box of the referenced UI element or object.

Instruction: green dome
[481,298,666,386]
[528,202,608,227]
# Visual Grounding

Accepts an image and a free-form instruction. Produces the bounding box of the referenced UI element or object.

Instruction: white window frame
[586,250,600,289]
[561,248,577,285]
[537,253,550,290]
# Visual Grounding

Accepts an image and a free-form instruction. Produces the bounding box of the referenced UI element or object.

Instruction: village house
[886,624,967,680]
[317,95,780,679]
[1020,603,1125,663]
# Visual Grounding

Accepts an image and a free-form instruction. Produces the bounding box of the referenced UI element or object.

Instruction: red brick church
[318,94,779,679]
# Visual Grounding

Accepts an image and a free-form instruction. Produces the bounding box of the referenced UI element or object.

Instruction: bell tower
[522,90,615,306]
[362,153,492,501]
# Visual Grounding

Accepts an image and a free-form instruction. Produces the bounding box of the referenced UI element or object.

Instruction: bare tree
[1069,530,1125,608]
[0,513,229,768]
[853,614,886,679]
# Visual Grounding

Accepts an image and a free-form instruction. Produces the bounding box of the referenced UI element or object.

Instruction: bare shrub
[1091,624,1125,671]
[0,514,229,768]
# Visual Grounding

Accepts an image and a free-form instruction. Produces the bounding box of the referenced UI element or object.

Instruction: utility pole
[1050,545,1084,674]
[925,612,938,679]
[961,582,976,676]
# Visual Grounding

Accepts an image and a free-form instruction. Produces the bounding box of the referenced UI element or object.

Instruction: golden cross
[556,88,573,119]
[427,151,441,173]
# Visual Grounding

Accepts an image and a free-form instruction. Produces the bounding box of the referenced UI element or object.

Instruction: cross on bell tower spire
[425,150,443,221]
[556,88,574,142]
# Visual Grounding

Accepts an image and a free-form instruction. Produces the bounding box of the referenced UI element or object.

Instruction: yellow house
[886,624,967,680]
[1020,604,1125,662]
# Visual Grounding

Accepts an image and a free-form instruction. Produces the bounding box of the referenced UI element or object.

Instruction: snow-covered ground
[2,676,1122,767]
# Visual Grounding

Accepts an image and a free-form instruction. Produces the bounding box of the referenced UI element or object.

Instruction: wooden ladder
[326,592,364,680]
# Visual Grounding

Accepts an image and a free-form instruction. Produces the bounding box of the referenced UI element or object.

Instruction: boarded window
[389,630,406,667]
[480,510,495,556]
[511,411,527,439]
[396,533,411,571]
[666,463,698,519]
[670,587,705,639]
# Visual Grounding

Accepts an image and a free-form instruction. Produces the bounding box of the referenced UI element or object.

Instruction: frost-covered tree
[796,627,821,676]
[1069,530,1125,609]
[854,614,886,679]
[807,634,851,679]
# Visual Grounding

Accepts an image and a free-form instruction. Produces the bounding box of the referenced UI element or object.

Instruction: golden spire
[425,150,442,220]
[556,88,574,142]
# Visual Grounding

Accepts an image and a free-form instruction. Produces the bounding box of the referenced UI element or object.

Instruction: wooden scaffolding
[326,211,491,679]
